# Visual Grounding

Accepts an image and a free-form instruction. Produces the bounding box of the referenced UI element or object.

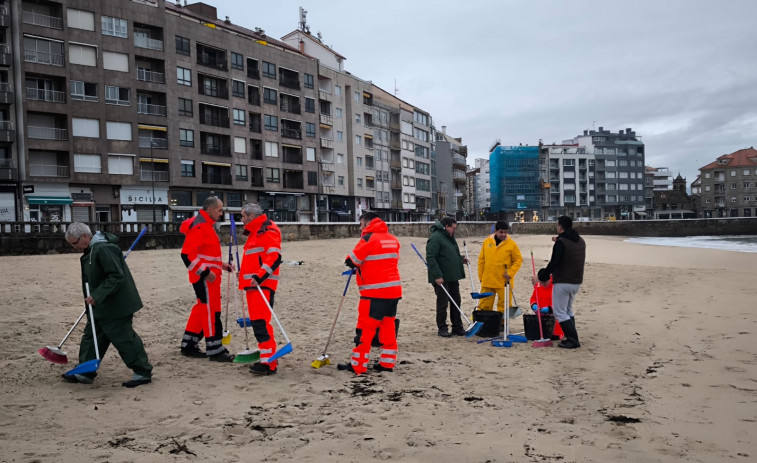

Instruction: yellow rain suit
[477,234,523,312]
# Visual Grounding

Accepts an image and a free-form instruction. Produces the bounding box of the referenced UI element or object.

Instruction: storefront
[24,183,73,223]
[0,184,16,222]
[119,185,168,222]
[70,188,94,222]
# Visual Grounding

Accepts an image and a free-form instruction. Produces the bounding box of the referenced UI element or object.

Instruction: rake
[63,283,101,376]
[312,269,354,369]
[411,243,483,337]
[257,284,293,362]
[530,250,553,348]
[39,227,146,364]
[463,241,494,300]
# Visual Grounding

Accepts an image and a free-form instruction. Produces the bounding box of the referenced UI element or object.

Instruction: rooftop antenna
[298,6,310,33]
[316,31,322,41]
[394,78,399,96]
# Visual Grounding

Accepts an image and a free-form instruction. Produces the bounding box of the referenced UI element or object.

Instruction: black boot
[558,318,580,349]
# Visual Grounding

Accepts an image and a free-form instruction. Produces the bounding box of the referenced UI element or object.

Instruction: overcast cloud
[214,0,757,181]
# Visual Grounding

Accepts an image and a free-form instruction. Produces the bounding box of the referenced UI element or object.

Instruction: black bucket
[523,314,555,340]
[472,310,503,337]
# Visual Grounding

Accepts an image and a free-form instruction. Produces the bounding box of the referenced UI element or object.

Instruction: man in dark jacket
[533,216,586,349]
[426,217,467,337]
[64,223,153,387]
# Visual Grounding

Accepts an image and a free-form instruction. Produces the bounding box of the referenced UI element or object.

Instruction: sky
[212,0,757,182]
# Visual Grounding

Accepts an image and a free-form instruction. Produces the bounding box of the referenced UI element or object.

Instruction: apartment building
[8,0,322,224]
[698,147,757,218]
[643,166,673,215]
[539,141,595,219]
[0,0,18,221]
[472,158,490,216]
[489,144,540,218]
[434,126,467,218]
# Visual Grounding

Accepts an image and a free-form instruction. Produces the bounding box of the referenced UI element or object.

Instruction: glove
[540,307,550,314]
[344,257,356,269]
[531,303,538,312]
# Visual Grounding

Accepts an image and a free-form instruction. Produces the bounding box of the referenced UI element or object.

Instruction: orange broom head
[39,346,68,364]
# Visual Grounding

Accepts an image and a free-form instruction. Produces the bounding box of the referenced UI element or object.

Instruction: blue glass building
[489,145,541,213]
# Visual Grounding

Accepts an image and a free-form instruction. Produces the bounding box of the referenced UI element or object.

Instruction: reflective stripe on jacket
[346,218,402,299]
[180,209,222,284]
[239,214,282,291]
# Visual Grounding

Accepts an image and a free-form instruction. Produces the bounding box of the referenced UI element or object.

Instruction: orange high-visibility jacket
[180,209,223,284]
[239,214,282,292]
[530,279,553,309]
[346,218,402,299]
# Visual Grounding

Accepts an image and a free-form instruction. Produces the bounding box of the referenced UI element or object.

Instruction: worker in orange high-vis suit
[529,269,564,340]
[338,212,402,376]
[238,202,282,376]
[179,196,233,362]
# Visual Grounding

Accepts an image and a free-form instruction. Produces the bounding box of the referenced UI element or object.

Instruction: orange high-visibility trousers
[350,297,398,375]
[244,286,278,370]
[182,275,223,351]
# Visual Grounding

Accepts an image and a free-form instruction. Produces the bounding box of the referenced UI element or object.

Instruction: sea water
[625,235,757,253]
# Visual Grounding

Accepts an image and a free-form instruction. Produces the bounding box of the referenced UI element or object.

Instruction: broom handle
[463,241,478,293]
[322,270,353,356]
[530,250,546,340]
[224,236,233,328]
[237,272,252,350]
[85,283,101,360]
[123,227,147,259]
[255,283,290,344]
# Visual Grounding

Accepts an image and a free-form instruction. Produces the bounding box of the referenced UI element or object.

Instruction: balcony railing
[320,114,333,126]
[137,69,166,84]
[29,164,69,177]
[281,128,301,140]
[202,171,232,184]
[24,50,64,66]
[137,103,167,116]
[134,36,164,51]
[0,158,14,169]
[197,56,227,71]
[452,154,466,166]
[199,113,230,128]
[22,11,63,29]
[318,90,331,101]
[320,137,333,148]
[28,126,68,140]
[247,68,260,79]
[105,98,130,106]
[26,88,66,103]
[319,161,334,172]
[138,137,168,149]
[0,121,13,131]
[140,170,169,182]
[201,144,231,156]
[279,77,300,90]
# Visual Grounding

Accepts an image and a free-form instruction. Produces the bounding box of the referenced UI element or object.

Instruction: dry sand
[1,231,756,462]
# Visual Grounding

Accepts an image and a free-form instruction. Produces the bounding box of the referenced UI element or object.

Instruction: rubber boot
[557,318,580,349]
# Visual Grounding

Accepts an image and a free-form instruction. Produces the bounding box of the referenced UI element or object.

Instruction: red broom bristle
[39,347,69,364]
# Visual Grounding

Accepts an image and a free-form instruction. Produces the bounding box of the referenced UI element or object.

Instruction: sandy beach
[1,230,756,463]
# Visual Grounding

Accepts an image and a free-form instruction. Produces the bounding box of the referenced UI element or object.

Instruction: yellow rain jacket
[477,234,523,289]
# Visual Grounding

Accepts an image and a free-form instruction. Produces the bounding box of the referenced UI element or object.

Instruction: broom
[530,250,553,348]
[492,274,513,348]
[63,283,102,376]
[39,227,147,364]
[221,235,233,345]
[312,269,354,369]
[462,241,494,299]
[258,283,293,362]
[411,243,483,337]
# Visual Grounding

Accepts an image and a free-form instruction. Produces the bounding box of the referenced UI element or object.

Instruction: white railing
[134,36,164,51]
[22,11,64,29]
[28,126,68,140]
[320,114,333,126]
[140,170,169,182]
[138,137,168,149]
[105,98,130,106]
[0,121,14,130]
[320,137,333,148]
[29,164,69,177]
[24,50,64,66]
[137,69,166,84]
[26,88,66,103]
[137,103,167,116]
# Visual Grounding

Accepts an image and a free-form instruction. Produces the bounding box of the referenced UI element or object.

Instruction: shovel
[64,283,101,376]
[463,241,494,299]
[312,269,354,369]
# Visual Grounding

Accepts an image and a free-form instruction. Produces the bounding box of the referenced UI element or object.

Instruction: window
[745,182,751,189]
[357,157,363,167]
[305,98,315,113]
[731,183,737,190]
[247,85,260,106]
[70,81,97,102]
[69,44,97,67]
[744,169,751,176]
[366,177,375,189]
[731,197,737,203]
[176,36,190,55]
[177,67,192,86]
[232,80,245,98]
[263,87,277,104]
[178,98,193,116]
[262,61,275,78]
[102,16,127,38]
[235,164,248,181]
[705,185,711,192]
[106,122,131,140]
[103,51,129,72]
[304,73,314,89]
[179,129,194,147]
[705,197,712,204]
[67,9,95,31]
[355,135,362,145]
[336,131,343,142]
[266,167,280,183]
[705,172,711,178]
[181,160,195,177]
[335,85,342,96]
[72,118,100,138]
[233,109,246,125]
[305,123,315,138]
[338,176,345,186]
[357,178,363,188]
[250,139,263,160]
[306,147,315,162]
[234,137,246,154]
[337,154,344,164]
[606,160,616,167]
[264,115,278,131]
[231,52,244,70]
[74,154,101,173]
[731,170,737,177]
[308,171,317,186]
[336,108,342,118]
[354,91,360,102]
[105,86,129,105]
[744,196,751,202]
[108,155,133,175]
[355,113,361,124]
[265,141,278,157]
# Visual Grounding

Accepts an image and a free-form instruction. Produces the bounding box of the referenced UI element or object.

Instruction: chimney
[442,125,446,134]
[626,127,632,133]
[583,130,588,136]
[224,16,231,24]
[299,40,305,53]
[598,126,604,132]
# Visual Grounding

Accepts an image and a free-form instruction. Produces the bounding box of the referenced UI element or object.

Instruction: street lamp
[150,140,156,223]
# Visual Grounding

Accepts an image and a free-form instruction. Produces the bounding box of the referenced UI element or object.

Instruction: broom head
[38,346,68,364]
[233,349,260,364]
[532,338,554,348]
[464,321,484,338]
[221,330,232,345]
[311,354,331,369]
[492,338,513,348]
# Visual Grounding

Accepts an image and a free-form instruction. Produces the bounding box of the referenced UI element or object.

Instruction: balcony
[320,137,333,148]
[28,126,68,140]
[0,121,14,143]
[202,171,232,185]
[197,45,228,71]
[24,50,64,66]
[134,35,164,51]
[0,158,16,181]
[320,114,333,126]
[0,6,8,28]
[247,68,260,80]
[137,69,165,84]
[140,170,169,182]
[319,90,331,101]
[452,154,466,167]
[199,113,230,128]
[138,137,168,149]
[319,161,334,172]
[281,128,301,140]
[137,103,167,116]
[26,88,66,103]
[29,164,69,177]
[201,144,231,156]
[22,11,63,29]
[0,44,9,66]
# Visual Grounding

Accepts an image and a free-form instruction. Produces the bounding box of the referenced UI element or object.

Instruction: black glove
[344,257,356,269]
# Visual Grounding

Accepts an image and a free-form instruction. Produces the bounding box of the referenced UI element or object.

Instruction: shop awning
[26,196,73,205]
[138,124,167,132]
[139,158,169,163]
[202,161,231,167]
[635,211,647,216]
